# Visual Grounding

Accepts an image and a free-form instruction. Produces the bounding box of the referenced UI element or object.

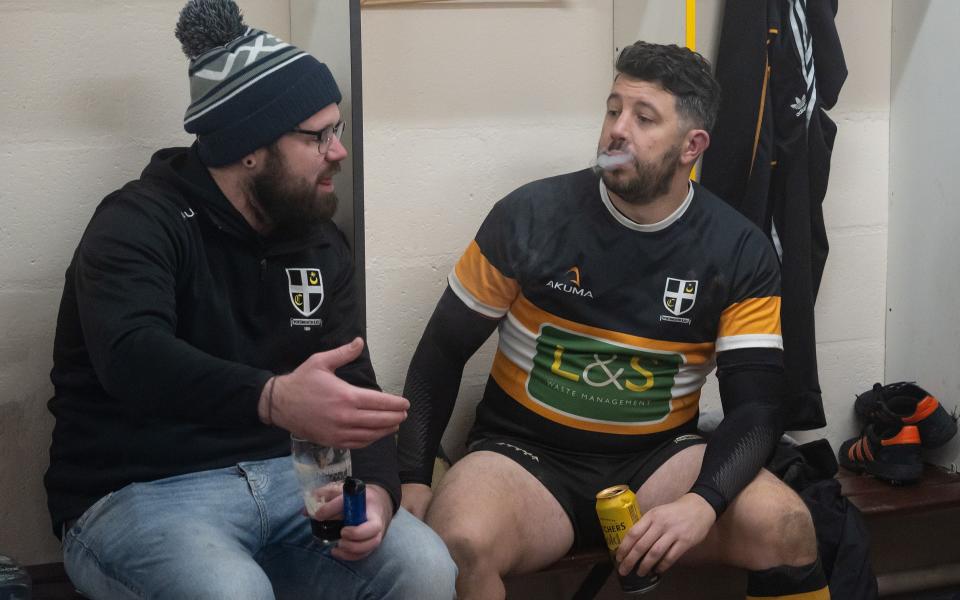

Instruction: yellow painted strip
[490,350,701,435]
[685,0,696,51]
[453,240,520,311]
[509,294,715,363]
[686,0,698,181]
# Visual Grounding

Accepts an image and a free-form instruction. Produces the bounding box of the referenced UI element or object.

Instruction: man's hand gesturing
[264,337,409,447]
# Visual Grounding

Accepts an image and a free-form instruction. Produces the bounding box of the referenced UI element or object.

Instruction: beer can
[595,484,660,594]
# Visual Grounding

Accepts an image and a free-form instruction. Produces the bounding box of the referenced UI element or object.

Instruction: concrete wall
[887,1,960,469]
[0,0,290,565]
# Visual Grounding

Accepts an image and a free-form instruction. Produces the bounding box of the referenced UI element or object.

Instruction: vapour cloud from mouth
[595,152,635,171]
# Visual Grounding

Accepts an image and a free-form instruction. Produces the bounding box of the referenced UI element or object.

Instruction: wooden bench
[839,464,960,599]
[25,562,86,600]
[26,465,960,599]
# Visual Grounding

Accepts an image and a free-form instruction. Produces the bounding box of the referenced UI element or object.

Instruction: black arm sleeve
[397,287,500,485]
[688,347,785,516]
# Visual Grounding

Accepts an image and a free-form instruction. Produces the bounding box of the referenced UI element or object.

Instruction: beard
[251,147,339,239]
[594,142,682,205]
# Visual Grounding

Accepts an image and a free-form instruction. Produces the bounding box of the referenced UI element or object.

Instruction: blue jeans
[62,457,456,600]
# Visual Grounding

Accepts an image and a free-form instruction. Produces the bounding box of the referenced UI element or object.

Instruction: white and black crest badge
[286,268,324,317]
[663,277,698,316]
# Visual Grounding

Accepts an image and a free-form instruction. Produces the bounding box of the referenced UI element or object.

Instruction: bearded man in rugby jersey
[397,41,831,600]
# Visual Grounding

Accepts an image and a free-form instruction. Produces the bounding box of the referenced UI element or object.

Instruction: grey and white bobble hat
[175,0,341,166]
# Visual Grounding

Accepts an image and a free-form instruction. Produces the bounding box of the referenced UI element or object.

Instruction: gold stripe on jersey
[510,294,715,361]
[491,348,702,434]
[451,240,520,317]
[716,296,783,352]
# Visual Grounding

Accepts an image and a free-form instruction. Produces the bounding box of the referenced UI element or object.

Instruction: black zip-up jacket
[45,145,399,537]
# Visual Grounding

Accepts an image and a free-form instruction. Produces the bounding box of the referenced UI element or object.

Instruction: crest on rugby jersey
[286,268,324,317]
[663,278,698,316]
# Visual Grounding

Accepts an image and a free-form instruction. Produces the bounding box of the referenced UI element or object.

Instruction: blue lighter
[343,477,367,527]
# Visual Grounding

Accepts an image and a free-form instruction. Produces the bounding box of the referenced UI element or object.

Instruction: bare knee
[428,511,502,576]
[424,451,573,577]
[748,485,818,568]
[707,471,821,572]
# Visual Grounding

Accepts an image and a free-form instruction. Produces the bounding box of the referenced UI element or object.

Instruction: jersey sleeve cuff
[689,483,728,517]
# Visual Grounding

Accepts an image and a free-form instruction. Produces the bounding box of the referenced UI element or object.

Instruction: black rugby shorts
[467,433,706,549]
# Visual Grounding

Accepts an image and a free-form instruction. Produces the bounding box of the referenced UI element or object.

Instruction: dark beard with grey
[252,148,339,238]
[594,143,681,205]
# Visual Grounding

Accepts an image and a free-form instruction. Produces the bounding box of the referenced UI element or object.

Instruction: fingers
[618,517,658,576]
[400,483,432,520]
[329,390,409,446]
[636,535,674,576]
[616,516,650,564]
[359,406,408,425]
[617,515,699,577]
[336,426,402,448]
[654,542,687,575]
[310,494,344,521]
[312,337,365,371]
[352,388,410,413]
[332,520,383,561]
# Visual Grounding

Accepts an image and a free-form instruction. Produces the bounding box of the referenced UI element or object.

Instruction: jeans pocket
[71,490,117,535]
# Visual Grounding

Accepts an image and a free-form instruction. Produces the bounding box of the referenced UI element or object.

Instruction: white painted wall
[887,1,960,469]
[0,0,903,567]
[0,0,289,565]
[361,0,615,460]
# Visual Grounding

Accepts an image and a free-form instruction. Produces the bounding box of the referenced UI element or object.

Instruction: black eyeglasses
[291,120,346,154]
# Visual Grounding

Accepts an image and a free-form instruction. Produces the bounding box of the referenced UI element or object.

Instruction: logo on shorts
[495,442,540,463]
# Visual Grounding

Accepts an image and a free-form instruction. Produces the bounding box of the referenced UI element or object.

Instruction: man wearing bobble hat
[43,1,455,598]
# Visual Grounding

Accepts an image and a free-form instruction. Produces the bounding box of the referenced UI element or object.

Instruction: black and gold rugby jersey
[453,168,782,454]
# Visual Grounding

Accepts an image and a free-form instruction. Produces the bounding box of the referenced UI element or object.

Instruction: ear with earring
[243,156,256,168]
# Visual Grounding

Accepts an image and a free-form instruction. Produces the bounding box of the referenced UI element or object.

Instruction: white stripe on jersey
[497,312,536,372]
[716,333,784,353]
[448,271,508,318]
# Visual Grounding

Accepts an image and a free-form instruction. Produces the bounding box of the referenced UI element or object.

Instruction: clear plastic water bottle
[0,555,31,600]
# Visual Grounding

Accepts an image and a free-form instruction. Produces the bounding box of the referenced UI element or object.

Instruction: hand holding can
[596,484,660,594]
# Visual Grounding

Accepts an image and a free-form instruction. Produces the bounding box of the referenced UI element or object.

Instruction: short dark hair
[615,41,721,133]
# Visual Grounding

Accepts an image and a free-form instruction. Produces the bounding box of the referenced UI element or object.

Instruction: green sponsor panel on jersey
[528,325,682,423]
